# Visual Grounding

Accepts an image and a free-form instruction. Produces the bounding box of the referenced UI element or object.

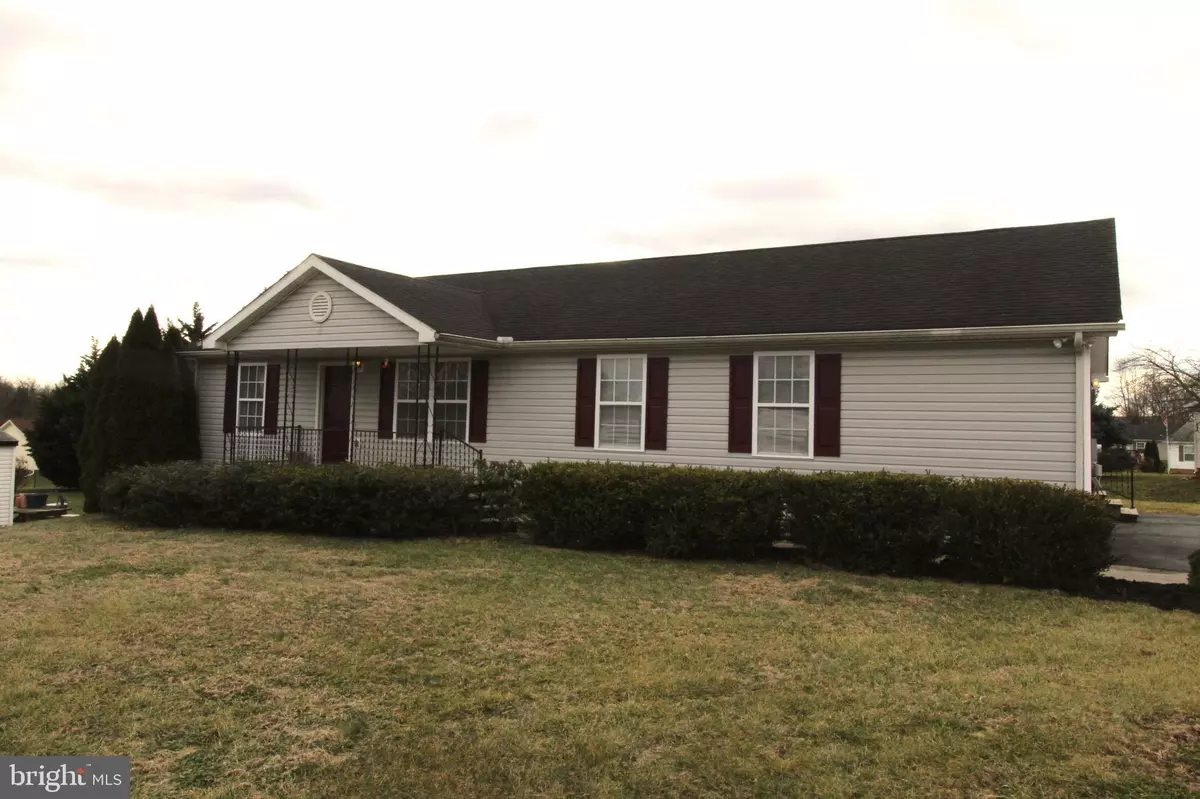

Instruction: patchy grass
[2,519,1200,798]
[1114,473,1200,516]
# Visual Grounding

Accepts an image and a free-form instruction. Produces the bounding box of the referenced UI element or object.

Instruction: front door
[321,365,352,464]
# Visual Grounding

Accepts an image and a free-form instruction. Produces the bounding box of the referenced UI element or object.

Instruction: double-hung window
[753,352,814,457]
[596,356,645,450]
[1182,445,1196,463]
[433,361,470,439]
[394,360,471,440]
[237,363,267,430]
[394,363,424,437]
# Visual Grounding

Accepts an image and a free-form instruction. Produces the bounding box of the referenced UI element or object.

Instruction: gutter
[184,321,1124,356]
[488,321,1124,352]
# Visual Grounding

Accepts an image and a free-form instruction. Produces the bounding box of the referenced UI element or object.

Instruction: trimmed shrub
[940,478,1114,590]
[519,462,1115,590]
[1189,549,1200,589]
[519,462,655,550]
[777,471,952,575]
[102,461,476,538]
[643,468,785,559]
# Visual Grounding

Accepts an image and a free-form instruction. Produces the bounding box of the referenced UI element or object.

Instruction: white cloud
[0,0,1196,385]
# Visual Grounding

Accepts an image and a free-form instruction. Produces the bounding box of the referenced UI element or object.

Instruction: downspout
[1074,333,1093,492]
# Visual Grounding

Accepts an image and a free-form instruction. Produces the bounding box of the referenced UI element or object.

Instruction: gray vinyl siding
[0,446,14,526]
[198,358,321,462]
[230,274,420,350]
[479,346,1079,484]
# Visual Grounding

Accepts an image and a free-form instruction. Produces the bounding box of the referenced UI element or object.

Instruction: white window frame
[1182,444,1196,462]
[236,361,268,432]
[393,358,471,443]
[751,350,816,459]
[594,355,647,453]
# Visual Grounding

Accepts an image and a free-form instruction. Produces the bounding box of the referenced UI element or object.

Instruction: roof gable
[229,272,423,350]
[205,255,439,347]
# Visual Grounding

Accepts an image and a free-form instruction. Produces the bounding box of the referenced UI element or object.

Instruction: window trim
[392,357,471,443]
[593,354,648,453]
[236,361,268,432]
[751,350,816,459]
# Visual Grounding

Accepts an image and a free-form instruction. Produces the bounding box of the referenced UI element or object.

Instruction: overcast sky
[1,0,1196,388]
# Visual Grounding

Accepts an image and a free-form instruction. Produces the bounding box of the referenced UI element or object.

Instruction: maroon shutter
[645,357,669,450]
[574,358,597,447]
[264,364,281,434]
[728,354,753,453]
[813,353,842,457]
[469,359,489,443]
[377,361,395,439]
[222,354,240,433]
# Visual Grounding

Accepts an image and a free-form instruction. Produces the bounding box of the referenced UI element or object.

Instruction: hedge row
[102,460,1115,591]
[102,461,476,538]
[519,463,1115,590]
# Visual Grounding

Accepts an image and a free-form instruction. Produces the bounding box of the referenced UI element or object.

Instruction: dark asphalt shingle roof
[1117,420,1168,441]
[317,256,496,340]
[318,219,1122,341]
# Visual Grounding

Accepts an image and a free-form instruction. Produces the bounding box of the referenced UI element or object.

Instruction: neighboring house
[0,418,36,475]
[1,430,15,527]
[188,218,1124,490]
[1116,419,1167,457]
[1166,419,1197,474]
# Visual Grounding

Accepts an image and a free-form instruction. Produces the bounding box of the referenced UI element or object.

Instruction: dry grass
[2,519,1200,798]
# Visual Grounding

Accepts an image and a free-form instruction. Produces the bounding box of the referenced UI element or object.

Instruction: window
[394,362,425,437]
[753,352,814,457]
[237,363,267,429]
[394,360,470,441]
[1182,445,1196,463]
[1134,441,1147,451]
[596,356,645,450]
[433,361,470,439]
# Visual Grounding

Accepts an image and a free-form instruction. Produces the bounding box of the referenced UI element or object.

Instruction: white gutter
[186,321,1124,356]
[491,321,1124,352]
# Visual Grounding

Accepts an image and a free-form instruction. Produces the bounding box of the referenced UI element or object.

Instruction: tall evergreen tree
[27,343,97,487]
[108,306,193,470]
[164,324,202,460]
[79,337,121,511]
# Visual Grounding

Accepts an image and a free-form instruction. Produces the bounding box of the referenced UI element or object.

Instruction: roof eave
[494,321,1125,352]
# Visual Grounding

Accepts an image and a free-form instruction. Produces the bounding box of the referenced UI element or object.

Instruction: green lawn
[2,520,1200,798]
[1121,473,1200,516]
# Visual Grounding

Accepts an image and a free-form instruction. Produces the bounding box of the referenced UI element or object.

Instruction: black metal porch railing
[1096,464,1135,508]
[223,426,483,473]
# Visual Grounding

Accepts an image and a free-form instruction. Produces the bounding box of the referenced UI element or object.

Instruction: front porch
[214,344,490,473]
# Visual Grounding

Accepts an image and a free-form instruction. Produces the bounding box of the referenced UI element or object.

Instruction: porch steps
[1104,498,1139,523]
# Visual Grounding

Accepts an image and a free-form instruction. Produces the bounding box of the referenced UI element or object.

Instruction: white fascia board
[310,257,437,343]
[203,254,438,349]
[496,321,1126,353]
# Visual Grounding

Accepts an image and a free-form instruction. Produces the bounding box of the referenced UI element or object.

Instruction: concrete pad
[1103,565,1189,585]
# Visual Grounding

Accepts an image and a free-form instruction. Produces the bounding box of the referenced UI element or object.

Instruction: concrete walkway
[1111,514,1200,573]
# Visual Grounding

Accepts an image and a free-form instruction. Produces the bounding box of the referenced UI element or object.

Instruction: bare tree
[1115,349,1199,429]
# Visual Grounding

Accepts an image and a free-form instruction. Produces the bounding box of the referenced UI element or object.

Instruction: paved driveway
[1111,515,1200,572]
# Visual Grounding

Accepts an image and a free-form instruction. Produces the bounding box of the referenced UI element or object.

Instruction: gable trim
[203,255,437,349]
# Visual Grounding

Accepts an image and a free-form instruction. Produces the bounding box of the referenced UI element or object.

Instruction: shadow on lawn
[1089,578,1200,613]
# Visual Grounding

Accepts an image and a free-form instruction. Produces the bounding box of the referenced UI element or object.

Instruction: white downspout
[1075,335,1093,491]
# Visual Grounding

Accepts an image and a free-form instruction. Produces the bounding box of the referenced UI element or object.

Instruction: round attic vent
[309,291,333,323]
